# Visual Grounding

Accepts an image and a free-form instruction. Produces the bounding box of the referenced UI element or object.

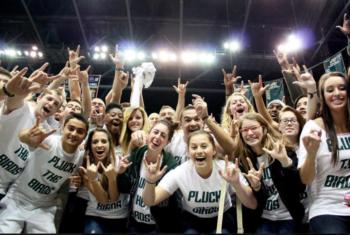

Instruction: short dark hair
[160,105,174,112]
[63,113,89,134]
[106,102,123,113]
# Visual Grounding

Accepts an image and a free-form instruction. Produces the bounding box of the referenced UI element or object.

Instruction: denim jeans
[256,219,295,234]
[84,216,127,233]
[310,215,350,234]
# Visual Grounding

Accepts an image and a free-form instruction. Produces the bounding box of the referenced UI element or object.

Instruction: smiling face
[229,94,249,119]
[91,131,110,162]
[279,111,300,138]
[240,119,264,148]
[105,107,123,134]
[128,109,144,132]
[181,109,203,136]
[267,102,283,122]
[296,97,308,119]
[62,118,87,149]
[323,76,348,112]
[62,100,82,118]
[159,107,175,123]
[147,122,170,153]
[188,133,216,170]
[36,91,63,119]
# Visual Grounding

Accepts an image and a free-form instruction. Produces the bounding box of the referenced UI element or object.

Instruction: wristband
[2,85,14,97]
[307,91,317,99]
[145,179,157,185]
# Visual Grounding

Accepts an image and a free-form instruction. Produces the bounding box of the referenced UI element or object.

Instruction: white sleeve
[297,120,322,168]
[158,168,180,195]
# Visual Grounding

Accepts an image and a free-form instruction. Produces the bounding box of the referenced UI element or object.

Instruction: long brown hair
[318,72,350,166]
[234,113,281,172]
[83,128,116,191]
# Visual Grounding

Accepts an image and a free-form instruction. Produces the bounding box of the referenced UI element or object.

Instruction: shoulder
[313,117,325,130]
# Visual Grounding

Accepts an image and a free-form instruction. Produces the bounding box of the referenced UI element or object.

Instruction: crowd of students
[0,16,350,234]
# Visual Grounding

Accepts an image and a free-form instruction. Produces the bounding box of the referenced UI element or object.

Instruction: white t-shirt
[298,120,350,219]
[159,159,246,218]
[131,160,156,224]
[5,135,84,208]
[0,102,49,195]
[85,155,130,219]
[257,155,292,221]
[165,130,188,165]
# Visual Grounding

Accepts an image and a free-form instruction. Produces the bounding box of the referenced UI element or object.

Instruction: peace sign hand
[262,134,292,167]
[242,157,264,191]
[173,78,188,96]
[292,65,317,92]
[143,155,167,184]
[100,159,117,180]
[67,45,85,69]
[219,156,241,186]
[19,117,56,150]
[79,154,100,182]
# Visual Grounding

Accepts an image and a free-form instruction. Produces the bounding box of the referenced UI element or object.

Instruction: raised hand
[79,154,100,182]
[219,156,241,186]
[222,65,241,90]
[116,70,129,91]
[336,13,350,38]
[292,65,317,92]
[143,154,167,184]
[242,157,264,191]
[273,49,290,71]
[192,94,209,120]
[19,117,56,150]
[303,128,322,158]
[130,130,147,148]
[10,65,19,76]
[109,46,124,69]
[262,134,291,167]
[117,155,132,175]
[77,65,91,85]
[68,45,85,69]
[173,78,188,96]
[248,75,270,97]
[100,156,117,180]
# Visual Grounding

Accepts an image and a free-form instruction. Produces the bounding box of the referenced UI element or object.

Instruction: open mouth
[112,120,120,127]
[96,150,105,155]
[195,156,206,162]
[43,106,51,115]
[236,107,245,114]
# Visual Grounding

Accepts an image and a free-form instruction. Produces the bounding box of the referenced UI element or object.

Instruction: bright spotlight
[38,52,43,58]
[101,45,108,52]
[16,50,22,56]
[93,53,100,60]
[99,53,106,60]
[200,53,216,64]
[151,52,158,60]
[137,52,145,60]
[223,42,229,49]
[32,45,38,51]
[94,46,100,52]
[5,49,16,57]
[169,53,177,62]
[30,51,37,58]
[158,50,170,62]
[24,51,29,56]
[181,51,197,64]
[123,49,136,61]
[277,33,303,54]
[223,40,241,52]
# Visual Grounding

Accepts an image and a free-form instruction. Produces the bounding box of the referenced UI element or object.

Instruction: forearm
[175,94,185,122]
[88,180,109,203]
[307,91,319,121]
[3,96,25,114]
[47,76,66,90]
[299,155,316,185]
[253,94,275,125]
[69,79,81,102]
[81,82,92,118]
[107,177,118,201]
[232,182,257,209]
[143,182,156,206]
[205,118,236,154]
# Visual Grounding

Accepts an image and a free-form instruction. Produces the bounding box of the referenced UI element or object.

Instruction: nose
[334,88,340,95]
[247,129,254,135]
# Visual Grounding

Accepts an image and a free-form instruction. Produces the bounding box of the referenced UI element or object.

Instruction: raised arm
[222,65,240,101]
[142,155,171,206]
[249,75,278,129]
[77,65,92,118]
[336,13,350,56]
[67,45,85,102]
[173,78,188,123]
[192,94,237,154]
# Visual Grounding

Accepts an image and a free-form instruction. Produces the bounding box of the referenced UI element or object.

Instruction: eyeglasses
[280,118,298,125]
[240,125,261,133]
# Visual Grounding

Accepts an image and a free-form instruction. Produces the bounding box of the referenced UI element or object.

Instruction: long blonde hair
[119,107,149,154]
[221,92,255,130]
[234,113,281,172]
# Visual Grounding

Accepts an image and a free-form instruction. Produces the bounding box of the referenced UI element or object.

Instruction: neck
[283,135,298,146]
[252,145,264,155]
[62,140,77,154]
[195,164,213,179]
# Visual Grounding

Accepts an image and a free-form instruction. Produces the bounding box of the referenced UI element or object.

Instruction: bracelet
[2,85,14,97]
[307,91,317,99]
[145,179,157,185]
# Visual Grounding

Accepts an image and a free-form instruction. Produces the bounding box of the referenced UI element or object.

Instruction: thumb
[79,166,87,174]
